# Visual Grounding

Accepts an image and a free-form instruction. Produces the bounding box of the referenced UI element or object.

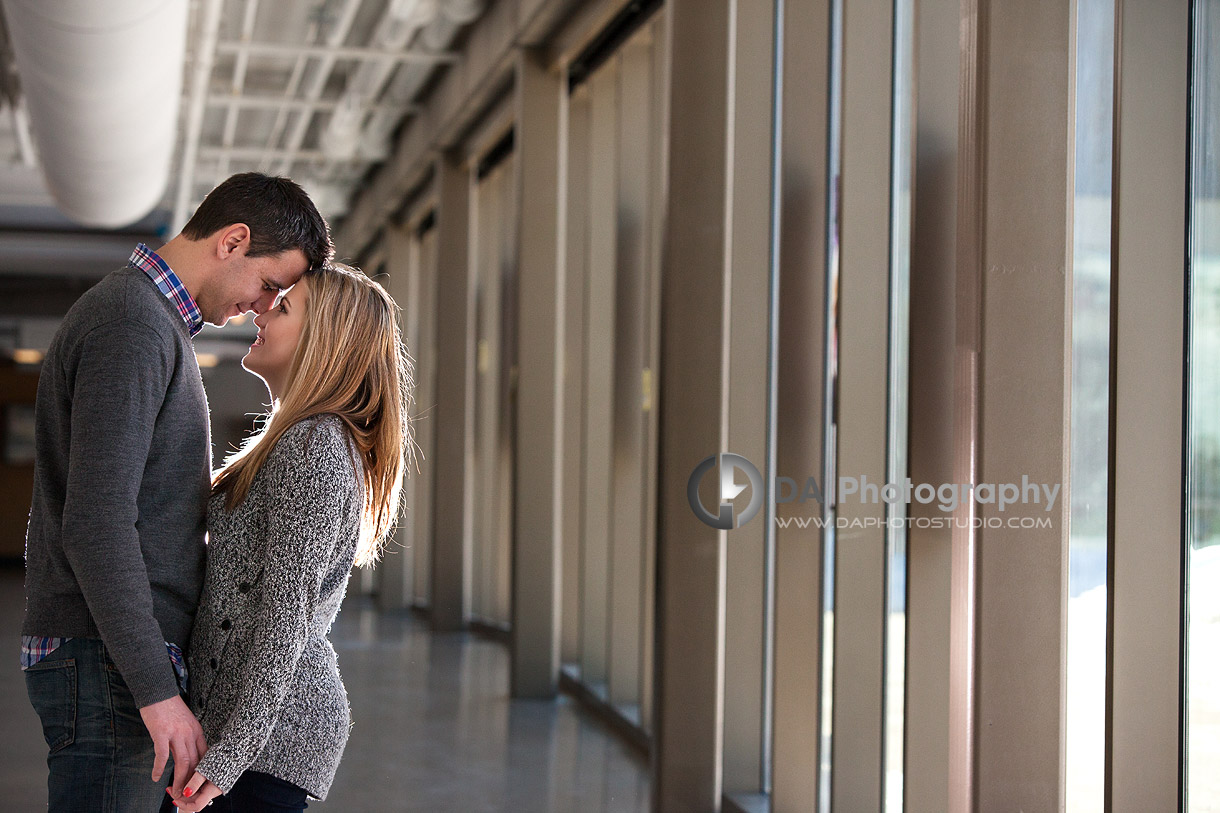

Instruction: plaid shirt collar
[128,243,203,337]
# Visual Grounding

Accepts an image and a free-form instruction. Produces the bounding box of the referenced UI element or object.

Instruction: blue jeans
[157,771,309,813]
[25,637,173,812]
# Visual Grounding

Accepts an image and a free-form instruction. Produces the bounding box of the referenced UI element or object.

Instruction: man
[22,173,333,811]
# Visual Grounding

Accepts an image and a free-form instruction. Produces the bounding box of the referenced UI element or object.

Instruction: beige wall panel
[608,33,652,709]
[905,0,960,808]
[413,221,439,606]
[721,0,775,796]
[771,0,831,808]
[653,0,733,808]
[833,0,895,807]
[560,88,590,666]
[473,161,505,622]
[972,1,1073,809]
[579,61,618,688]
[431,153,477,631]
[378,223,418,610]
[639,11,668,733]
[1107,1,1189,808]
[495,156,518,628]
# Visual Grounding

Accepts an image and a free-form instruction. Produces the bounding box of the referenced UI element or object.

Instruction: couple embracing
[21,173,412,812]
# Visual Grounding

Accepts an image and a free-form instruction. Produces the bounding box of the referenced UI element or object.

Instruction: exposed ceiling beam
[214,40,459,64]
[204,93,417,116]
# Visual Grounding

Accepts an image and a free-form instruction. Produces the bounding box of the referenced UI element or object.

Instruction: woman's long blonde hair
[212,262,414,567]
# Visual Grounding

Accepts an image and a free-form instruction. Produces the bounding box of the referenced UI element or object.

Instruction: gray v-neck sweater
[22,267,211,708]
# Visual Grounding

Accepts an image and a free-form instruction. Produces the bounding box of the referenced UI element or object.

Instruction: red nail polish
[184,788,193,797]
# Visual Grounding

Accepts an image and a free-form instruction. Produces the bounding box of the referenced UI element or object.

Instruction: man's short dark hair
[181,173,334,271]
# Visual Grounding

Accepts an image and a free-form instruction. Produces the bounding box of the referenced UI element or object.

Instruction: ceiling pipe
[318,0,439,164]
[269,0,363,176]
[255,15,321,174]
[171,0,226,233]
[1,0,190,228]
[303,0,480,217]
[217,0,261,179]
[358,0,481,164]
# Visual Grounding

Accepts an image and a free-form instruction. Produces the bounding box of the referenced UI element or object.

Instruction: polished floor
[0,567,650,812]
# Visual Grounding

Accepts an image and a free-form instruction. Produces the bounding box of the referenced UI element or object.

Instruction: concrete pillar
[652,0,733,808]
[510,46,564,698]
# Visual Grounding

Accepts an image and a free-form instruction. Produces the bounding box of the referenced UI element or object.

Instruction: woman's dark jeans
[159,771,309,813]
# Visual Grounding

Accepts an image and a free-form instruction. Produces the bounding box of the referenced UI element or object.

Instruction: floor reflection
[0,569,650,812]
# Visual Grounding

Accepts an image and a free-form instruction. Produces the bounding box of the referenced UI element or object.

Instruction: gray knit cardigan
[189,414,363,800]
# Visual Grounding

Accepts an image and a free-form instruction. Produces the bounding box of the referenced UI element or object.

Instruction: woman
[165,262,411,812]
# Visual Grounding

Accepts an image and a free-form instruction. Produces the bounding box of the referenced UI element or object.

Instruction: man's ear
[216,224,251,260]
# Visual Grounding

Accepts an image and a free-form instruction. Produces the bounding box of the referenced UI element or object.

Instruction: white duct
[1,0,188,228]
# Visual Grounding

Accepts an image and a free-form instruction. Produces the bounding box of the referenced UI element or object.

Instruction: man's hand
[139,695,208,796]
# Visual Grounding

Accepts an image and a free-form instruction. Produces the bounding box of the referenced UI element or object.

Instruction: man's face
[197,248,309,327]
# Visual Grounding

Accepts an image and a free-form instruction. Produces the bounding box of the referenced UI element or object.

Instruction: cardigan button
[220,619,232,631]
[209,658,218,670]
[238,582,251,593]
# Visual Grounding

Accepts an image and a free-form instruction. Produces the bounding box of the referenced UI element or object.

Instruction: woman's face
[243,275,310,399]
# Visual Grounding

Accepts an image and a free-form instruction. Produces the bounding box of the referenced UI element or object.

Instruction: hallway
[0,568,650,812]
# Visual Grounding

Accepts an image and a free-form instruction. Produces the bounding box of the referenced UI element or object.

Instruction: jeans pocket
[25,658,77,753]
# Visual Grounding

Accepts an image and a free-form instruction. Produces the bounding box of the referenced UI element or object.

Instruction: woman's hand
[166,772,222,811]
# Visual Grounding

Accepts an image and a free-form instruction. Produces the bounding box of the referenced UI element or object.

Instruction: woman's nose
[253,310,269,328]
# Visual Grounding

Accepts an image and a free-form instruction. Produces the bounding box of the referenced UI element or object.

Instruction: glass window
[1186,0,1220,808]
[1065,0,1114,809]
[821,0,844,808]
[884,0,914,809]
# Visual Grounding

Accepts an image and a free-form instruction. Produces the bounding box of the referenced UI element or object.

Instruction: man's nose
[252,290,277,315]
